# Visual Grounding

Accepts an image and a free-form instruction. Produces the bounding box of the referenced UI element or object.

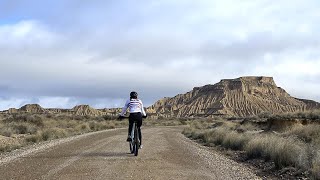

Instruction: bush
[182,126,194,138]
[286,124,320,143]
[41,128,68,141]
[245,134,307,169]
[13,123,37,134]
[75,123,90,133]
[105,122,116,129]
[312,151,320,179]
[0,142,21,152]
[222,131,251,150]
[209,128,227,145]
[0,127,14,137]
[25,134,41,143]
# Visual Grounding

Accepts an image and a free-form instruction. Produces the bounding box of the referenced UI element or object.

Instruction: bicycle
[129,119,140,156]
[119,116,141,156]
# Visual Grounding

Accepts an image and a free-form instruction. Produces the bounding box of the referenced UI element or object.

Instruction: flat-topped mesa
[220,76,275,88]
[19,104,46,113]
[240,76,276,85]
[149,76,320,117]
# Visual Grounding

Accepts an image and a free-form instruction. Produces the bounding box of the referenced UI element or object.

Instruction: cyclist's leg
[128,114,134,140]
[137,113,143,145]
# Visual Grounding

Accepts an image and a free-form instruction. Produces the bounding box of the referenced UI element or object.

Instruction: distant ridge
[19,104,46,113]
[72,105,103,116]
[1,76,319,118]
[1,104,121,117]
[148,76,320,117]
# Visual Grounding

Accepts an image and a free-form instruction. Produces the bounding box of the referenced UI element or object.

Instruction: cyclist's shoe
[139,144,143,149]
[126,135,132,142]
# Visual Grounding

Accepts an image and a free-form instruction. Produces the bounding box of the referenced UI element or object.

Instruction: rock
[72,105,103,116]
[19,104,46,113]
[148,76,320,117]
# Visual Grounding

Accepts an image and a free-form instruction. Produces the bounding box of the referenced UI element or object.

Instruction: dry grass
[182,118,320,179]
[312,152,320,179]
[222,131,250,150]
[285,124,320,144]
[267,110,320,121]
[0,142,22,152]
[245,134,307,169]
[0,113,126,151]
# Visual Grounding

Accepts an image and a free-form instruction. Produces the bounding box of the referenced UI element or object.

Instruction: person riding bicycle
[119,91,147,147]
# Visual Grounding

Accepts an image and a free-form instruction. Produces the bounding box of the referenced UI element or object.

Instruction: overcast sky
[0,0,320,110]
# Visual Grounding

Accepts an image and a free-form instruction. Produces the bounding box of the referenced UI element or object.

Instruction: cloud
[0,0,320,110]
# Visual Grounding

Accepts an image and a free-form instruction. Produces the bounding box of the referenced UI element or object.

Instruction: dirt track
[0,127,260,180]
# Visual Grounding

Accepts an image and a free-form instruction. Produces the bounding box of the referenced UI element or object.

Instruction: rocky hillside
[19,104,46,113]
[72,105,103,116]
[148,76,320,117]
[1,76,319,118]
[1,104,107,117]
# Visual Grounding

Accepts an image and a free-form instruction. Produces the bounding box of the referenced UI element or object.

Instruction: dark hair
[130,91,138,99]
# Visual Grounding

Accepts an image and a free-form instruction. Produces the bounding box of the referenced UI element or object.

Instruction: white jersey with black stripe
[120,98,146,116]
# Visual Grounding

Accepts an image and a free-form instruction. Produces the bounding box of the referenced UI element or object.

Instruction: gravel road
[0,127,260,180]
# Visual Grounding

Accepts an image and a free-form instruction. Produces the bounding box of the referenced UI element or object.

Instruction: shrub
[201,128,227,146]
[222,131,251,150]
[182,127,194,138]
[13,123,38,134]
[41,128,68,141]
[75,123,90,133]
[312,151,320,179]
[25,134,41,143]
[245,134,307,169]
[105,122,116,129]
[0,127,14,137]
[286,124,320,143]
[0,142,21,152]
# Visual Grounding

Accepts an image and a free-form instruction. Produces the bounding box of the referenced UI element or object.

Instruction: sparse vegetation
[0,113,128,152]
[182,112,320,179]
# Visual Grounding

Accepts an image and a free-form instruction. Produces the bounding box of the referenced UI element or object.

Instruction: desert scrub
[268,110,320,121]
[245,134,307,169]
[0,142,22,152]
[41,128,68,141]
[4,114,44,127]
[0,122,38,136]
[0,114,127,154]
[312,151,320,179]
[182,126,204,140]
[0,126,14,137]
[183,118,320,179]
[285,124,320,144]
[75,123,90,133]
[222,131,251,150]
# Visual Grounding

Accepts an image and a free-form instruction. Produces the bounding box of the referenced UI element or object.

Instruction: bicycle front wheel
[134,125,139,156]
[129,142,134,154]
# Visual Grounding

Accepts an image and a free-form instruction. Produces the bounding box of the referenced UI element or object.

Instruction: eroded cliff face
[19,104,46,113]
[148,76,320,117]
[72,105,103,116]
[1,76,319,118]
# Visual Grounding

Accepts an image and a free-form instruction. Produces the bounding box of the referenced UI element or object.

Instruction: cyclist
[119,91,147,148]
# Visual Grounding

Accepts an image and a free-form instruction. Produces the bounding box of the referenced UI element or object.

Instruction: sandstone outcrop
[19,104,46,113]
[72,105,103,116]
[1,76,319,118]
[148,76,320,117]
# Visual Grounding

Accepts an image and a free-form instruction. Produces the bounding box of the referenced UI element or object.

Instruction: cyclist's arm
[140,100,147,116]
[120,100,130,116]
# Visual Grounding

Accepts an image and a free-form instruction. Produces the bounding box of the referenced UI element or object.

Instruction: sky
[0,0,320,110]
